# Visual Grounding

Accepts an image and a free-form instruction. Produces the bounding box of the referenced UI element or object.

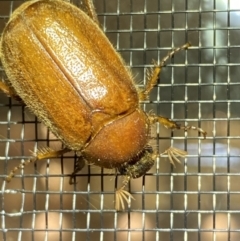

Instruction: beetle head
[118,146,155,179]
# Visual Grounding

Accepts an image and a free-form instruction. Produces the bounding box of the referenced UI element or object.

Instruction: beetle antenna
[115,176,134,210]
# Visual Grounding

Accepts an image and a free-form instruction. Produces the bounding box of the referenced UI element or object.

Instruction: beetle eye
[144,145,153,154]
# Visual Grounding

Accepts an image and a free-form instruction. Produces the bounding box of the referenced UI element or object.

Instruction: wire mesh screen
[0,0,240,240]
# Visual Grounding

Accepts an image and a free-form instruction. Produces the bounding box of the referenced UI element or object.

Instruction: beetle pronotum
[0,0,206,210]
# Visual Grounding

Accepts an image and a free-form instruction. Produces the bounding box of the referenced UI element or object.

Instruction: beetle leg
[69,156,86,184]
[5,147,71,182]
[0,81,22,102]
[139,42,191,101]
[148,114,207,138]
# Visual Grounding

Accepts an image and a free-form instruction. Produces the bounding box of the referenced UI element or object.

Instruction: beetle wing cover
[1,0,139,149]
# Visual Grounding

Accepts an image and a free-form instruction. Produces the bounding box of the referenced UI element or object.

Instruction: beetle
[0,0,206,210]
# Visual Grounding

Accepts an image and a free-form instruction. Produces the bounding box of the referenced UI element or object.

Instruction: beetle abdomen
[1,0,139,150]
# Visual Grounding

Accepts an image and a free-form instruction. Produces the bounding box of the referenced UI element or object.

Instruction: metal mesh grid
[0,0,240,240]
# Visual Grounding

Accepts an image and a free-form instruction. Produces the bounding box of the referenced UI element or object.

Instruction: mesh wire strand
[0,0,240,241]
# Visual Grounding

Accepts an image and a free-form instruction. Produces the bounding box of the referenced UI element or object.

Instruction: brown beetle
[0,0,206,210]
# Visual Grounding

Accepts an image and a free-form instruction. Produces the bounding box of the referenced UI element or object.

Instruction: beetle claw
[69,175,78,185]
[148,114,207,139]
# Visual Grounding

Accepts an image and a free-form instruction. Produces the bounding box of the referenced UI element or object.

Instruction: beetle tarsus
[139,42,191,101]
[158,42,191,68]
[5,157,38,182]
[179,125,207,139]
[5,147,70,182]
[149,114,207,138]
